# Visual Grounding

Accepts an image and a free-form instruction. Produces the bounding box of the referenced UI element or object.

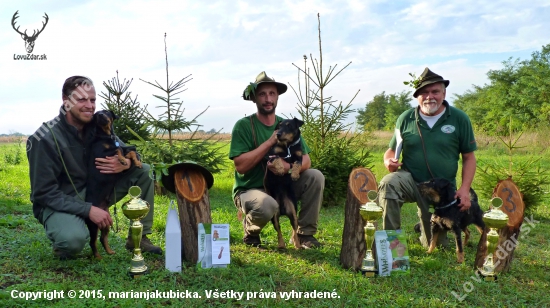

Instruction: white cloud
[2,0,550,134]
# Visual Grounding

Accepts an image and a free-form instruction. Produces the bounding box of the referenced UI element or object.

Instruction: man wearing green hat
[378,68,477,248]
[229,71,325,249]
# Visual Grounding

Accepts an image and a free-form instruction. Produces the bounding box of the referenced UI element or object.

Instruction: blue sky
[1,0,550,134]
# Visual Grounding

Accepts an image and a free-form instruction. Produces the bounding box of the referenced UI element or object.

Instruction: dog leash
[47,123,84,201]
[249,115,269,192]
[415,110,436,180]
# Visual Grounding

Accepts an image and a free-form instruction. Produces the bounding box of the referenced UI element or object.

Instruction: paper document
[394,128,403,160]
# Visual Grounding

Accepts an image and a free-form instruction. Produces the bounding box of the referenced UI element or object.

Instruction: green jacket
[28,108,92,223]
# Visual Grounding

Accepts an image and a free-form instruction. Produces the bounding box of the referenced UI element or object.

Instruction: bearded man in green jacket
[27,76,162,259]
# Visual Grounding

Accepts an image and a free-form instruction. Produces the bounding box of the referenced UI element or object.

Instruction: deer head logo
[12,11,49,54]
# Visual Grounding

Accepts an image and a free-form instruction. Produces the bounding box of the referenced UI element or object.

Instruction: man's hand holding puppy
[95,155,131,174]
[89,207,112,230]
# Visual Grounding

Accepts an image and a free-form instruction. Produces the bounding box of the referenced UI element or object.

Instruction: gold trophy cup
[122,186,150,278]
[359,190,383,277]
[478,197,509,281]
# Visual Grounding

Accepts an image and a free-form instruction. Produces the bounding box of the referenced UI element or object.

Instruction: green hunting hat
[413,67,450,98]
[161,161,214,194]
[242,71,287,100]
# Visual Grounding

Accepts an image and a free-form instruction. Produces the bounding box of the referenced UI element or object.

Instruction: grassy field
[0,134,549,307]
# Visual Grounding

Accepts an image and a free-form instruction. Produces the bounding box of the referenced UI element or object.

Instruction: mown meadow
[0,132,549,307]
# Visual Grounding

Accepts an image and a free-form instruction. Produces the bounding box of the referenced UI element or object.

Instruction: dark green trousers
[378,169,448,248]
[236,169,325,236]
[42,163,155,256]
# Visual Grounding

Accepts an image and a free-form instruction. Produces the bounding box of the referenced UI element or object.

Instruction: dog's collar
[289,137,301,147]
[434,198,459,210]
[282,137,301,159]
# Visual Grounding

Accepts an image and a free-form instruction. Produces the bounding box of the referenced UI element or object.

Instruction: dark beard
[258,107,275,115]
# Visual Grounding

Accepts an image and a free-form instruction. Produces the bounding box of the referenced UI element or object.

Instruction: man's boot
[125,234,163,255]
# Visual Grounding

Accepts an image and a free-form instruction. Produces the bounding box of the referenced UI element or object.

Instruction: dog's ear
[438,179,455,199]
[275,121,282,130]
[293,118,304,127]
[109,110,119,120]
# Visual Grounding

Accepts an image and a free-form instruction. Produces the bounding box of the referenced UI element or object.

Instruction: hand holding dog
[455,187,471,212]
[269,130,278,146]
[95,155,131,174]
[89,206,112,229]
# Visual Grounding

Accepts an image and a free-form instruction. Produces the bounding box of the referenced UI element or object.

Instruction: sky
[1,0,550,135]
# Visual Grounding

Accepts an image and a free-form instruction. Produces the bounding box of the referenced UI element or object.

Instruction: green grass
[0,141,549,307]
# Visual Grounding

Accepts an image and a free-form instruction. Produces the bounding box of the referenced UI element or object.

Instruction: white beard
[421,100,440,115]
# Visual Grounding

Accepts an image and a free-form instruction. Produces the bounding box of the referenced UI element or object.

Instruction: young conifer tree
[289,14,372,206]
[100,71,150,143]
[129,33,224,188]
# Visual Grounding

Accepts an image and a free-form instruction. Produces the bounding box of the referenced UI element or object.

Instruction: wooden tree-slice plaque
[475,178,525,273]
[174,168,212,264]
[340,167,378,270]
[175,169,207,203]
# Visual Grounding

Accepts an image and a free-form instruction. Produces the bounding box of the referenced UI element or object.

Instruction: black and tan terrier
[85,110,142,259]
[264,118,304,249]
[417,178,485,263]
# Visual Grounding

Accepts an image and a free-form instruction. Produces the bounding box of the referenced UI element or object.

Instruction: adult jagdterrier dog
[417,178,485,263]
[85,110,141,259]
[264,118,304,249]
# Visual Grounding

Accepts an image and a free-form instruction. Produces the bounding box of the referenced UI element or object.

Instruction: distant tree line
[355,91,413,131]
[0,132,27,137]
[454,44,550,135]
[356,44,550,135]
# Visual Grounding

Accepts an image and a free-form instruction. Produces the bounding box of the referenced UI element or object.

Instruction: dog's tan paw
[457,253,464,263]
[290,163,301,181]
[272,158,285,175]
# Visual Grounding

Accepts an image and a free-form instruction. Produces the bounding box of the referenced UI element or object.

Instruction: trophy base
[128,268,149,279]
[477,269,497,282]
[361,270,376,277]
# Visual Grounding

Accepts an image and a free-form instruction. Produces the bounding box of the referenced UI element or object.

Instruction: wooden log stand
[340,167,378,271]
[174,168,212,264]
[475,178,525,274]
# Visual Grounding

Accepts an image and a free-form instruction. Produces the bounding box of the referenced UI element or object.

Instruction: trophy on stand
[478,197,509,281]
[122,186,150,278]
[359,190,383,277]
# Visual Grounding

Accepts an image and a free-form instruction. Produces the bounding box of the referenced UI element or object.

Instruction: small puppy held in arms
[264,118,304,249]
[85,110,142,259]
[417,178,485,263]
